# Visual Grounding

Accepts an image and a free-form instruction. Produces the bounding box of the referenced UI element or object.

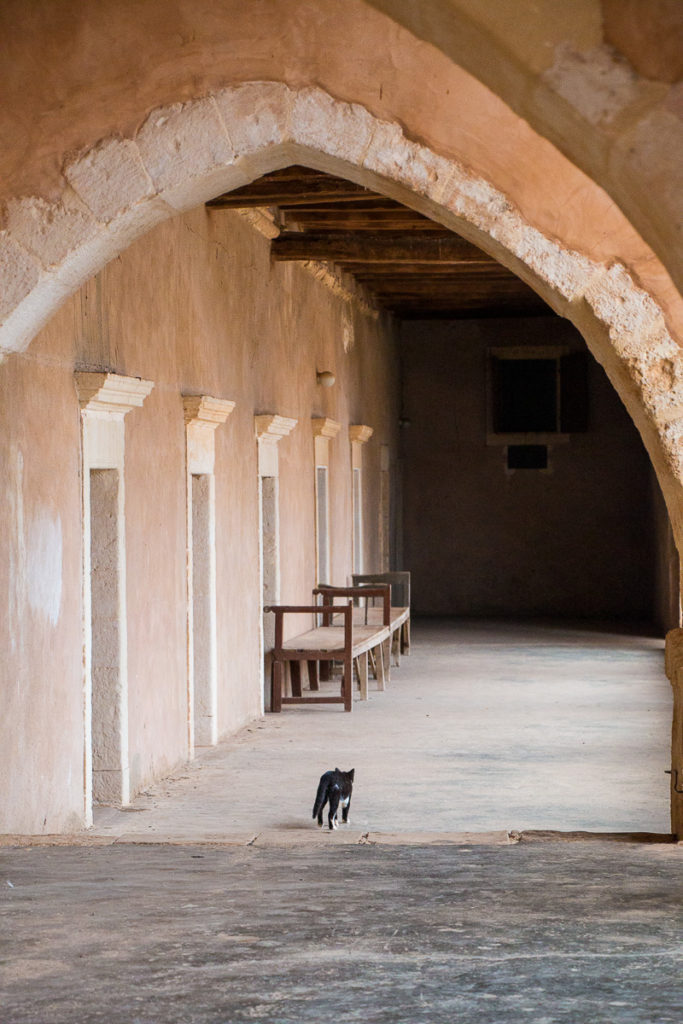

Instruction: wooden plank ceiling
[207,166,552,319]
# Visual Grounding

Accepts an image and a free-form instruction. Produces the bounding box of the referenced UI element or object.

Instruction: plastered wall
[0,305,85,834]
[0,206,398,834]
[400,317,662,621]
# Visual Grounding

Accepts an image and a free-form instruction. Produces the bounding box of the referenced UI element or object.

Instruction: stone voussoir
[506,228,598,302]
[4,188,101,269]
[65,136,156,223]
[362,129,441,202]
[584,262,667,342]
[135,96,236,198]
[0,231,43,323]
[214,81,294,158]
[658,419,683,478]
[290,87,376,167]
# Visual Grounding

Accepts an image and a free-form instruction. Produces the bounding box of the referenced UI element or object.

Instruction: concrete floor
[1,620,680,1024]
[91,619,672,841]
[1,840,681,1023]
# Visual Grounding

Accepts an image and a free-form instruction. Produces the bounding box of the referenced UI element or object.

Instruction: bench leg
[375,644,386,691]
[272,660,283,712]
[290,661,302,697]
[307,660,319,691]
[319,660,332,682]
[357,651,369,701]
[402,619,410,655]
[392,628,401,667]
[368,647,377,679]
[382,637,392,684]
[343,655,353,711]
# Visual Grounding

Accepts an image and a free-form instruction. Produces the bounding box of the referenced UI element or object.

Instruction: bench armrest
[265,601,353,652]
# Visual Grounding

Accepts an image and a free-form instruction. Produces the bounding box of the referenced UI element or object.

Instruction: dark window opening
[492,357,557,432]
[490,350,588,435]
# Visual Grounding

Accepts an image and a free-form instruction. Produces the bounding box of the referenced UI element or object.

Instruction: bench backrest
[314,585,391,626]
[351,571,410,608]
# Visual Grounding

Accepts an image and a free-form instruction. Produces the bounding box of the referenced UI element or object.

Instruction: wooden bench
[266,587,391,712]
[351,572,411,664]
[315,584,397,683]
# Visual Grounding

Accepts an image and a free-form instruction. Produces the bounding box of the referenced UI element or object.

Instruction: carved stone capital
[311,417,341,439]
[349,424,373,445]
[255,415,297,477]
[183,395,235,427]
[254,414,298,442]
[75,372,154,417]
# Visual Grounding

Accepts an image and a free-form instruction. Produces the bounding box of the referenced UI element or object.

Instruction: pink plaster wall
[0,0,679,323]
[0,303,85,833]
[0,205,398,833]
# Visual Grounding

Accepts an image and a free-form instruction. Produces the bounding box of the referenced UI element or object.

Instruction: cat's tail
[312,778,329,819]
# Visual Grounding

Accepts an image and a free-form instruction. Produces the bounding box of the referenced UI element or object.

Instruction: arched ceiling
[1,4,682,537]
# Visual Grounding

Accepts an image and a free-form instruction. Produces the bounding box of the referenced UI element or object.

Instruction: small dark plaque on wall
[507,444,548,470]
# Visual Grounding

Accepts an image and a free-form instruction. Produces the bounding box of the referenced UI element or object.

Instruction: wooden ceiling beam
[271,231,490,264]
[282,212,445,231]
[397,305,554,320]
[207,181,377,209]
[205,165,554,318]
[376,290,544,302]
[281,199,397,212]
[357,274,532,290]
[350,266,518,280]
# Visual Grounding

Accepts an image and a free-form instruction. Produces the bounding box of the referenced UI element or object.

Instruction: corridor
[3,620,678,1024]
[90,620,672,843]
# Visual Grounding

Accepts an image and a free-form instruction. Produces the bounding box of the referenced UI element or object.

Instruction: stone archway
[2,81,683,831]
[3,82,683,531]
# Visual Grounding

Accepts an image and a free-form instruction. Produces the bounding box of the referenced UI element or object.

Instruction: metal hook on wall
[665,769,683,793]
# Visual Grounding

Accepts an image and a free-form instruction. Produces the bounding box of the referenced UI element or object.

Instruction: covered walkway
[3,622,679,1024]
[89,620,672,844]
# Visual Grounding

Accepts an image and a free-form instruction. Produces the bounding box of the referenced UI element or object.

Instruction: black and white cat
[312,768,355,830]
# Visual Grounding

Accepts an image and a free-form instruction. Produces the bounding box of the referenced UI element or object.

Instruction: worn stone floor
[90,619,672,841]
[1,840,681,1023]
[1,620,680,1023]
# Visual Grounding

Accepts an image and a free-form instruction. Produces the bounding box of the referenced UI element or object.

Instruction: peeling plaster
[543,42,641,126]
[26,509,63,628]
[8,448,25,655]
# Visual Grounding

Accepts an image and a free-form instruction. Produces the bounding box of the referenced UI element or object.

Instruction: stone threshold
[0,829,677,848]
